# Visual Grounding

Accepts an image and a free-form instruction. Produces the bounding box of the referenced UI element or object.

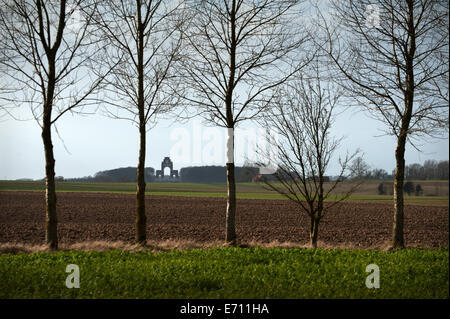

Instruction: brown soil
[0,191,448,248]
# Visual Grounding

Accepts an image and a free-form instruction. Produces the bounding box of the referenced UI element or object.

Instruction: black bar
[0,299,447,318]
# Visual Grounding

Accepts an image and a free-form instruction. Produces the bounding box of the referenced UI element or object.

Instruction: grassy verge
[0,247,447,299]
[0,181,447,206]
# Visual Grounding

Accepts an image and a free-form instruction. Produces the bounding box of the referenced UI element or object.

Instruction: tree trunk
[392,1,415,249]
[42,116,57,250]
[224,0,237,245]
[310,217,319,249]
[225,162,237,244]
[135,5,146,246]
[136,123,147,245]
[392,136,406,248]
[42,50,58,250]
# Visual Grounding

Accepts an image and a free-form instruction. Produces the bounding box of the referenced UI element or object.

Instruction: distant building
[155,157,179,179]
[306,176,330,182]
[252,174,277,182]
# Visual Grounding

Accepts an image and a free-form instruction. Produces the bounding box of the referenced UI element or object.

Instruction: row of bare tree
[0,0,448,250]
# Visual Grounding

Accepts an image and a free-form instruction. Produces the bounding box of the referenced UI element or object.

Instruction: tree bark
[224,0,237,245]
[42,49,58,250]
[392,133,407,249]
[136,123,147,245]
[310,217,319,249]
[42,121,57,250]
[392,0,415,249]
[392,99,413,250]
[135,3,147,245]
[225,162,237,244]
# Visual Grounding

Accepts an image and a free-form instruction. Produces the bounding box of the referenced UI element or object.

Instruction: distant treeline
[63,165,259,183]
[180,166,259,183]
[404,160,449,180]
[65,167,155,183]
[44,159,449,183]
[350,160,449,181]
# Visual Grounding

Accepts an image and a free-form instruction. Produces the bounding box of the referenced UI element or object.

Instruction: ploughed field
[0,191,448,248]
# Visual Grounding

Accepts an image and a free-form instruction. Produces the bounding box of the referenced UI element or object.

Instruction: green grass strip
[0,247,448,299]
[1,182,448,206]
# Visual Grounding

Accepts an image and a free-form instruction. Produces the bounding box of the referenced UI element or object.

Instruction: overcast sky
[0,104,448,180]
[0,1,448,181]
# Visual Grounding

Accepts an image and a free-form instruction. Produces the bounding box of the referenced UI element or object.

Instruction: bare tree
[317,0,449,248]
[92,0,184,245]
[0,0,108,249]
[179,0,310,244]
[255,66,361,248]
[349,156,371,180]
[372,168,388,180]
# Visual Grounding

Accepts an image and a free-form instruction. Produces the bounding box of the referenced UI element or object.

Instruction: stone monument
[155,157,179,179]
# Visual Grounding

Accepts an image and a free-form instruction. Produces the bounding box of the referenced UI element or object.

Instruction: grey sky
[0,105,448,180]
[0,0,448,180]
